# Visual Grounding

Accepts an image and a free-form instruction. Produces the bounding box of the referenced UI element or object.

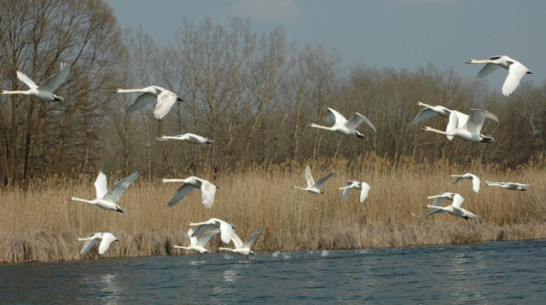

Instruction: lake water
[1,240,545,304]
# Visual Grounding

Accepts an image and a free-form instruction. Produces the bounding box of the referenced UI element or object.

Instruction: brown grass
[1,156,545,263]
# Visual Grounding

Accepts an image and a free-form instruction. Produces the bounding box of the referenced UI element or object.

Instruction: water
[1,240,545,304]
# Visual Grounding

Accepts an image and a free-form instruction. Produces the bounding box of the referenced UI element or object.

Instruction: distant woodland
[1,0,545,187]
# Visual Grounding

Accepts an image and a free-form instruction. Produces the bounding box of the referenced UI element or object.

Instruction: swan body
[163,176,218,208]
[0,62,70,101]
[293,165,335,194]
[485,181,531,191]
[156,133,213,144]
[307,107,376,138]
[71,171,140,213]
[408,101,469,140]
[189,218,235,244]
[418,192,478,220]
[219,225,264,256]
[116,85,183,120]
[174,228,220,254]
[421,108,498,143]
[451,173,481,193]
[78,232,118,255]
[340,181,371,203]
[466,55,532,96]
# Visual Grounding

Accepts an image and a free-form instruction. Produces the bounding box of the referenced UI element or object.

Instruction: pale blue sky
[106,0,545,86]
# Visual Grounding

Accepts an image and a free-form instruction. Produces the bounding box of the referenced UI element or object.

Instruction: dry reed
[1,156,545,263]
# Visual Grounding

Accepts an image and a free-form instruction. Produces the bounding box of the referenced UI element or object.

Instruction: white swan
[163,176,218,208]
[339,181,371,203]
[78,232,118,255]
[451,173,481,193]
[408,101,469,140]
[174,228,220,254]
[156,133,213,144]
[422,192,478,220]
[293,165,335,194]
[71,171,140,213]
[219,225,264,256]
[189,218,235,244]
[485,181,531,191]
[421,108,498,143]
[412,191,457,217]
[115,86,183,120]
[0,62,70,101]
[466,55,533,96]
[307,107,376,138]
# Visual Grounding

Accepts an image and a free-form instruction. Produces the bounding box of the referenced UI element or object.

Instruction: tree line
[1,0,545,186]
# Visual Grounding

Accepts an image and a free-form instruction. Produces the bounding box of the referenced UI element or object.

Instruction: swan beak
[527,71,534,74]
[177,97,184,102]
[465,59,473,64]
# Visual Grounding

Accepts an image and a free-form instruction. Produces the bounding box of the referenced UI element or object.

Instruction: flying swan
[163,176,218,208]
[466,55,533,96]
[307,107,376,138]
[421,109,498,142]
[293,165,335,194]
[189,218,235,244]
[339,181,371,203]
[485,181,531,191]
[156,133,213,144]
[408,101,469,140]
[78,232,119,255]
[115,85,183,120]
[451,173,481,193]
[0,62,70,101]
[71,171,140,213]
[414,192,478,220]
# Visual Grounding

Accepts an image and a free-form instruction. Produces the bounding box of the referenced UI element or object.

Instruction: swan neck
[309,124,333,131]
[1,90,29,95]
[162,178,186,183]
[116,88,146,93]
[71,197,94,204]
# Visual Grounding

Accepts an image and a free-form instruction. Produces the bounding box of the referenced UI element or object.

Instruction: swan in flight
[466,55,533,96]
[174,228,220,254]
[189,218,235,244]
[71,171,140,213]
[307,107,376,138]
[78,232,118,255]
[451,173,481,193]
[219,225,265,256]
[421,108,498,143]
[156,133,213,144]
[293,165,335,194]
[415,192,478,220]
[163,176,218,208]
[339,181,371,203]
[485,181,531,191]
[115,86,183,120]
[0,62,70,101]
[408,102,469,140]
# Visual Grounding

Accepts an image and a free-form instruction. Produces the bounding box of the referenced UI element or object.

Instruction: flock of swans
[0,54,533,257]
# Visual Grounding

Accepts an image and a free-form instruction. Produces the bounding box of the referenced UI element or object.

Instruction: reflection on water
[1,240,545,304]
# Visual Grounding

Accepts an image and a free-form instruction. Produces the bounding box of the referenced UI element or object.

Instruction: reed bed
[1,156,545,263]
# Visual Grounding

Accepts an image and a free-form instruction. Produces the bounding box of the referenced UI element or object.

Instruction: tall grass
[1,156,545,263]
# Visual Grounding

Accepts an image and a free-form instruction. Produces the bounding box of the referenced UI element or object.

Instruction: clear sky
[105,0,545,86]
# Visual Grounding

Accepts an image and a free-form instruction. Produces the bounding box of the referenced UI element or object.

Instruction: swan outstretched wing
[408,108,440,126]
[104,171,140,203]
[326,107,347,128]
[467,109,498,134]
[341,187,353,200]
[98,233,117,255]
[126,92,157,114]
[243,225,265,249]
[451,194,465,208]
[314,171,335,188]
[39,62,70,93]
[502,62,528,96]
[359,183,371,203]
[304,166,315,187]
[347,112,377,133]
[94,171,108,199]
[16,71,38,89]
[196,228,221,247]
[167,183,197,206]
[476,62,501,78]
[153,90,177,119]
[79,234,100,255]
[199,179,217,208]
